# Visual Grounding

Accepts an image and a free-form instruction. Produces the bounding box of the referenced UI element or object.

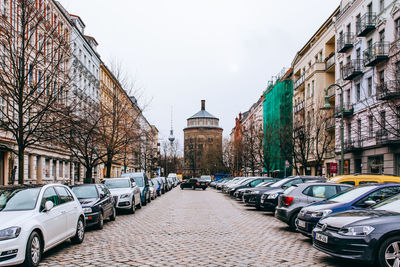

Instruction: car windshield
[373,194,400,213]
[238,179,251,185]
[0,187,41,211]
[103,179,130,189]
[283,186,297,195]
[200,176,212,181]
[133,177,144,187]
[327,185,377,203]
[72,186,98,199]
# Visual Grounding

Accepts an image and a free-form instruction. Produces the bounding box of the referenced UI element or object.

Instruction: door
[55,186,77,236]
[99,185,113,217]
[353,186,400,209]
[39,187,66,249]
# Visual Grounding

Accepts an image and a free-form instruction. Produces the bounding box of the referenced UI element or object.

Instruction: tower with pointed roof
[183,100,223,177]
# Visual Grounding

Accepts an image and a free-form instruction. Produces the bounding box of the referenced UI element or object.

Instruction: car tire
[97,212,104,230]
[289,212,299,230]
[71,217,85,244]
[148,195,151,203]
[110,207,116,221]
[129,198,136,214]
[202,187,206,190]
[192,186,196,190]
[24,231,42,267]
[378,235,400,267]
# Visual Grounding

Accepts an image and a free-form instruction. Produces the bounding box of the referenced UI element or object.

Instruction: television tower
[168,107,175,145]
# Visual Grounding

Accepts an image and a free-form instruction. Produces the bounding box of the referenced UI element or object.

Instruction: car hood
[0,210,35,229]
[109,188,131,196]
[78,198,99,207]
[319,209,400,228]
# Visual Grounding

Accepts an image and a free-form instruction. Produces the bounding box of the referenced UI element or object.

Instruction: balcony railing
[342,59,363,80]
[376,129,400,145]
[335,103,354,118]
[344,138,363,152]
[325,118,335,131]
[325,54,335,71]
[294,74,305,90]
[294,100,305,114]
[363,42,389,67]
[337,32,354,53]
[377,81,400,100]
[356,13,377,37]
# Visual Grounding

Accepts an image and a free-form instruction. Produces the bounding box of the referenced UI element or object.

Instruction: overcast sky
[59,0,340,150]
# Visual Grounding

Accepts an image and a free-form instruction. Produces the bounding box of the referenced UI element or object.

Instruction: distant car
[151,178,162,196]
[122,172,151,206]
[180,178,208,190]
[232,177,276,199]
[237,181,276,201]
[168,173,178,187]
[102,177,141,213]
[200,175,212,183]
[275,182,351,229]
[216,178,233,190]
[71,184,116,229]
[158,177,167,194]
[0,184,85,267]
[167,177,174,190]
[313,193,400,266]
[148,179,158,200]
[296,183,400,237]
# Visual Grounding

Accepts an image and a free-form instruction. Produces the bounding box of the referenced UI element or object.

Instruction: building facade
[184,100,223,177]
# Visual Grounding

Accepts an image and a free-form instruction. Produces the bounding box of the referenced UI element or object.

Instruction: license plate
[297,219,306,228]
[315,233,328,243]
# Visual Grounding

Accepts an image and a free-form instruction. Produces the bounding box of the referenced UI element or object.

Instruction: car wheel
[24,231,42,267]
[110,207,116,221]
[192,186,196,190]
[97,212,104,230]
[137,199,142,209]
[289,212,299,230]
[202,187,206,190]
[129,198,136,214]
[378,235,400,267]
[71,217,85,244]
[148,194,152,203]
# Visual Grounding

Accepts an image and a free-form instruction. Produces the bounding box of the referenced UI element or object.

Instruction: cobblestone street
[39,188,370,267]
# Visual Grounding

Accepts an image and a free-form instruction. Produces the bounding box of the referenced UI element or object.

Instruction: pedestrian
[10,166,16,185]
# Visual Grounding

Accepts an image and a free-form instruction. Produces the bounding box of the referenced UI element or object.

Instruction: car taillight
[206,183,208,185]
[196,183,200,186]
[283,196,294,206]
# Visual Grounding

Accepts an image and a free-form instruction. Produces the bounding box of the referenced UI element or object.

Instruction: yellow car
[177,174,183,182]
[328,174,400,185]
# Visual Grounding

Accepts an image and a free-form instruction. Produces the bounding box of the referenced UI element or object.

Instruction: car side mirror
[364,200,376,206]
[281,185,288,189]
[44,201,54,212]
[100,193,106,199]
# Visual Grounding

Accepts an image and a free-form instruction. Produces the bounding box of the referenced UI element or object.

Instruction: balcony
[376,129,400,145]
[294,100,305,114]
[377,81,400,100]
[335,103,354,118]
[294,74,305,91]
[363,42,389,67]
[342,59,363,80]
[356,13,376,37]
[337,33,354,53]
[324,150,335,159]
[344,138,364,153]
[325,118,335,132]
[325,54,335,71]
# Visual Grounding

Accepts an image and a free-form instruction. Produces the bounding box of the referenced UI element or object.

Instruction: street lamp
[321,83,344,175]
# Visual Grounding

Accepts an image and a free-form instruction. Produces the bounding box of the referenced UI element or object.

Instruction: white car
[102,178,141,213]
[167,173,178,187]
[0,184,85,267]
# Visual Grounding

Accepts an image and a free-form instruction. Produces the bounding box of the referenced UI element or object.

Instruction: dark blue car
[296,183,400,236]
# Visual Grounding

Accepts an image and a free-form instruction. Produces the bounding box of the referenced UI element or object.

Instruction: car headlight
[252,191,260,194]
[338,226,375,236]
[311,209,332,218]
[0,227,21,241]
[267,193,279,199]
[120,194,131,199]
[83,207,92,213]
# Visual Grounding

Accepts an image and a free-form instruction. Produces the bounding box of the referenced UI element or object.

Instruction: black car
[313,193,400,266]
[180,178,208,190]
[71,184,116,229]
[232,178,276,199]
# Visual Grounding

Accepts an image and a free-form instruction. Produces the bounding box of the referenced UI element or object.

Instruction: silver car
[102,178,141,214]
[275,182,352,229]
[148,179,158,200]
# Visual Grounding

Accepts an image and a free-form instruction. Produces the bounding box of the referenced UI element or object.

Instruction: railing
[335,103,354,117]
[294,74,305,90]
[325,118,335,131]
[337,32,354,53]
[376,129,400,145]
[344,138,363,151]
[363,42,389,66]
[356,12,377,37]
[342,59,363,80]
[294,100,305,114]
[325,54,335,70]
[377,81,400,100]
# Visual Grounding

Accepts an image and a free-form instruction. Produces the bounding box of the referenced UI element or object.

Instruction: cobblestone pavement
[38,188,373,267]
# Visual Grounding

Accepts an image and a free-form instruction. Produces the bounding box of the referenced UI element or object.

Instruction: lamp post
[321,83,344,175]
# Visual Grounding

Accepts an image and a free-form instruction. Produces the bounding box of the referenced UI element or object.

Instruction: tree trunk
[106,156,112,178]
[18,147,24,184]
[85,166,93,184]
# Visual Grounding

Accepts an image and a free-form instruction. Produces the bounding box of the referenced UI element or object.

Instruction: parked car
[158,177,167,194]
[258,176,324,211]
[167,177,174,190]
[327,174,400,186]
[200,175,212,183]
[168,173,178,187]
[221,177,242,192]
[180,178,208,190]
[122,172,151,206]
[223,177,251,193]
[148,179,158,200]
[216,178,233,190]
[275,182,351,229]
[313,193,400,266]
[102,177,141,213]
[296,183,400,237]
[0,184,85,267]
[71,184,116,229]
[242,181,276,204]
[151,178,162,196]
[233,178,276,199]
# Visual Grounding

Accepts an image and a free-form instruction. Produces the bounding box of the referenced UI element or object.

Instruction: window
[342,181,355,185]
[380,0,385,12]
[1,0,5,16]
[356,83,361,101]
[368,77,372,97]
[347,122,352,141]
[0,95,5,118]
[396,19,400,39]
[41,187,60,211]
[303,185,338,198]
[381,111,386,130]
[368,155,384,174]
[379,30,385,42]
[55,186,74,204]
[379,70,385,86]
[28,64,33,86]
[312,80,315,97]
[355,186,400,207]
[357,119,362,140]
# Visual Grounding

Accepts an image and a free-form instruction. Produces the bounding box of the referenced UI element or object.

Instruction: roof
[189,109,218,120]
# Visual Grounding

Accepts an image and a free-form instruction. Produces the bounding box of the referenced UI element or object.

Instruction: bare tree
[242,121,264,176]
[0,0,72,184]
[222,138,235,176]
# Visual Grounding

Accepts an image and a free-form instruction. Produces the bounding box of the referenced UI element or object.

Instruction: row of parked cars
[0,173,181,267]
[211,174,400,267]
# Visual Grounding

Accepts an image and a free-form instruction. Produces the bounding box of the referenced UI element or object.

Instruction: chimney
[201,100,205,110]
